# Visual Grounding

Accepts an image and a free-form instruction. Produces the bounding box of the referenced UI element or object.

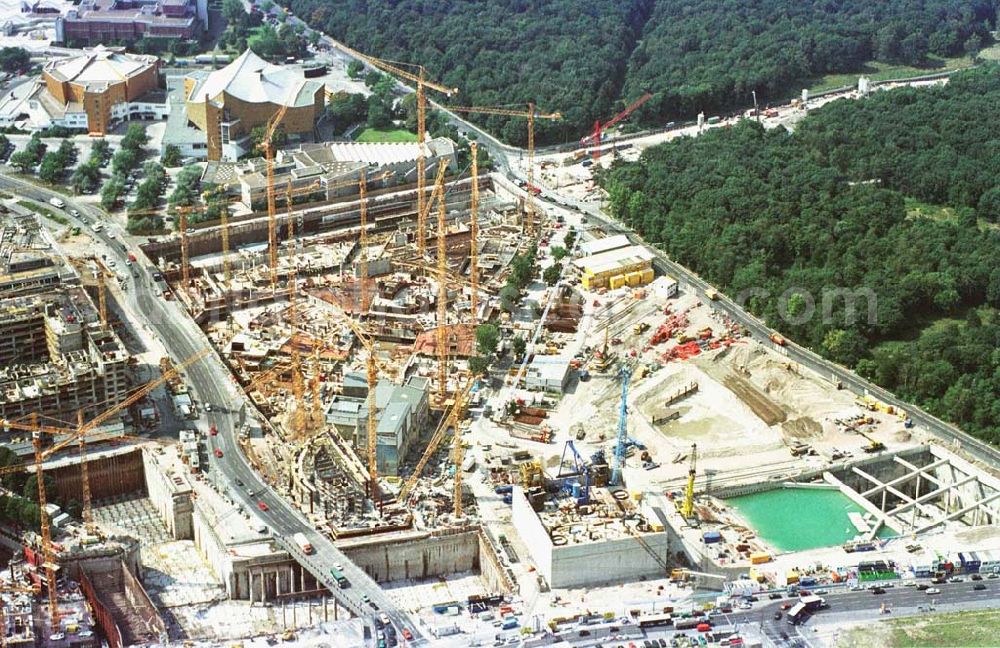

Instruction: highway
[0,174,420,644]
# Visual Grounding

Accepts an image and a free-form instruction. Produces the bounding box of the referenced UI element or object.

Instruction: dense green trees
[288,0,651,145]
[287,0,996,143]
[601,66,1000,444]
[0,47,29,73]
[624,0,996,124]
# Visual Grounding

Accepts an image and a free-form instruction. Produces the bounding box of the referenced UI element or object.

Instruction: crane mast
[446,104,560,235]
[31,417,60,633]
[469,141,479,321]
[611,364,631,486]
[681,443,698,519]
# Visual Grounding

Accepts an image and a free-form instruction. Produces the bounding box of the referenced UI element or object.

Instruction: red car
[214,448,223,458]
[257,501,268,512]
[209,425,218,436]
[781,602,793,610]
[402,629,412,641]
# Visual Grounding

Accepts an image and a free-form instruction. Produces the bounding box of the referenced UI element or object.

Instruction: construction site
[2,34,1000,648]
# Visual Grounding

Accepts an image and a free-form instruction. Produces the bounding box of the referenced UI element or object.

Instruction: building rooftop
[291,137,456,168]
[43,45,158,89]
[188,49,321,109]
[580,234,631,257]
[573,244,655,275]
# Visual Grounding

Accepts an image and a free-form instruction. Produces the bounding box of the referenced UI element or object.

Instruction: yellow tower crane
[398,379,474,504]
[447,104,561,234]
[333,43,456,255]
[469,140,480,322]
[681,443,697,519]
[0,349,210,633]
[333,311,397,502]
[284,181,307,439]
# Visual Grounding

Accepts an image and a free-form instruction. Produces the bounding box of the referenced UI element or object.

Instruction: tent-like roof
[188,49,319,108]
[43,45,157,88]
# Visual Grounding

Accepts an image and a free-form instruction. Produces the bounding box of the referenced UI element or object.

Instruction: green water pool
[726,487,896,553]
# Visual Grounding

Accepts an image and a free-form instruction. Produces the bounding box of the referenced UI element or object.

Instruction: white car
[926,587,941,595]
[204,403,212,412]
[49,633,65,641]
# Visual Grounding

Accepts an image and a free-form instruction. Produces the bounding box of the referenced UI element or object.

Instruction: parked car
[926,588,941,595]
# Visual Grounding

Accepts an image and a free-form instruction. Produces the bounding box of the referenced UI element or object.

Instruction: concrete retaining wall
[339,527,480,583]
[46,447,147,503]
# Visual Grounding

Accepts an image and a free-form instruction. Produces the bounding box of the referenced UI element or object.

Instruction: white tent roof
[189,49,318,108]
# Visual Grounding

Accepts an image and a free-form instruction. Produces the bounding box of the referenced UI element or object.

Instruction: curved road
[0,175,419,643]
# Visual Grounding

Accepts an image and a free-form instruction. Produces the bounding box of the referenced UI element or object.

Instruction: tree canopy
[288,0,997,144]
[601,65,1000,444]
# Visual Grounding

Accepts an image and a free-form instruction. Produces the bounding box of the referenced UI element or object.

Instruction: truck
[633,322,650,334]
[49,197,65,209]
[293,532,313,554]
[769,333,786,346]
[705,288,718,301]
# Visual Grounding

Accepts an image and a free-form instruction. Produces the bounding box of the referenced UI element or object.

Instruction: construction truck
[705,288,718,301]
[634,322,650,334]
[769,332,786,346]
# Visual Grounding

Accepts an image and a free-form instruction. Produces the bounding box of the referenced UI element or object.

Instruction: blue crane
[558,440,590,505]
[611,363,632,486]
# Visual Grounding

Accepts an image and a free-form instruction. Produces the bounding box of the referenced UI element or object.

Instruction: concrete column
[323,596,328,622]
[334,598,338,620]
[275,570,281,597]
[881,490,887,512]
[282,600,286,628]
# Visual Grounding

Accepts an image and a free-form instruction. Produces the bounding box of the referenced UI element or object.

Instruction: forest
[600,66,1000,444]
[280,0,996,143]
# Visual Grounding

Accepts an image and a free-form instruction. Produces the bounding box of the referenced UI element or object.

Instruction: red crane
[583,91,653,160]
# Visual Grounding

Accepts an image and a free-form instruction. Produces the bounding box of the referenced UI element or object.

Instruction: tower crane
[398,379,474,504]
[333,43,456,255]
[681,443,697,520]
[447,103,561,234]
[469,141,479,321]
[284,181,307,440]
[581,92,653,160]
[260,84,294,291]
[0,349,209,632]
[332,310,398,502]
[611,363,632,486]
[450,380,473,517]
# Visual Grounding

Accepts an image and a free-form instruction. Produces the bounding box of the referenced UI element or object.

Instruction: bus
[293,532,313,554]
[787,595,825,625]
[638,612,673,628]
[329,568,348,588]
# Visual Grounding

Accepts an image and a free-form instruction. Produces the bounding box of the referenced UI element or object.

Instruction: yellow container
[786,570,800,584]
[625,271,642,286]
[640,268,654,284]
[750,552,772,564]
[609,274,626,290]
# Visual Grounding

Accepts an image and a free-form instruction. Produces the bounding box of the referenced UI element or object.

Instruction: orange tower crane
[261,97,291,291]
[334,313,396,501]
[358,172,369,313]
[469,141,479,321]
[179,207,191,288]
[333,43,456,254]
[29,415,59,634]
[398,379,473,503]
[451,381,472,517]
[284,181,307,439]
[435,167,449,401]
[0,349,210,632]
[447,104,561,233]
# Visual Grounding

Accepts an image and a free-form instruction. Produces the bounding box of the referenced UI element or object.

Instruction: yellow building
[573,244,655,291]
[183,49,324,161]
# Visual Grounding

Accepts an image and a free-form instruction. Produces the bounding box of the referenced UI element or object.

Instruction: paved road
[0,174,420,644]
